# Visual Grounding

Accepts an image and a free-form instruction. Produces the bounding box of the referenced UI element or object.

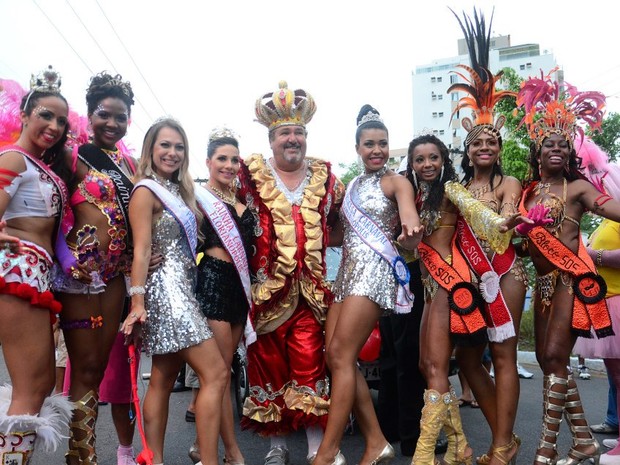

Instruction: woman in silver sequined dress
[313,106,421,465]
[121,118,227,465]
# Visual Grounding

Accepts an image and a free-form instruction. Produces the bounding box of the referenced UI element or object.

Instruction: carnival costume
[196,193,255,325]
[0,67,73,464]
[134,177,212,355]
[334,165,409,313]
[239,81,344,435]
[517,69,609,465]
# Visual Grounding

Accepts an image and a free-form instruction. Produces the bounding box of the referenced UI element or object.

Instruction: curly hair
[460,136,504,190]
[85,72,135,116]
[406,134,458,213]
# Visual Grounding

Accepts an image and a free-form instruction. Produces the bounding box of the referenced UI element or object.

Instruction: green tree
[338,161,362,187]
[590,112,620,162]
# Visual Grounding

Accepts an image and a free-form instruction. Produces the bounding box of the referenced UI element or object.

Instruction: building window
[431,77,436,83]
[432,112,438,118]
[438,112,444,118]
[526,62,532,68]
[450,74,458,84]
[437,77,443,83]
[438,94,443,100]
[439,130,445,135]
[433,130,439,135]
[432,93,437,101]
[452,93,459,101]
[520,64,525,70]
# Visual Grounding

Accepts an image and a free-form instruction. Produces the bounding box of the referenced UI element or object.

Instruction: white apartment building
[411,35,559,156]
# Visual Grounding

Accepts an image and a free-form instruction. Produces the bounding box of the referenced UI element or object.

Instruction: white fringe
[0,384,73,452]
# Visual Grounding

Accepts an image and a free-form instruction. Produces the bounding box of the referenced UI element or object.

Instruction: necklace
[467,181,490,200]
[151,174,180,196]
[101,147,123,166]
[535,178,562,195]
[208,183,237,206]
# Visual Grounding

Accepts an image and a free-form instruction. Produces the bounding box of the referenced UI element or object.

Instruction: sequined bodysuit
[142,209,212,355]
[333,166,400,312]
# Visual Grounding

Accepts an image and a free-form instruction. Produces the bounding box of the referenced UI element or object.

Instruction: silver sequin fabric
[142,210,212,355]
[333,167,400,312]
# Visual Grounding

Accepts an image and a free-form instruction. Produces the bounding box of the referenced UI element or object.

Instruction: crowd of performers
[3,10,620,465]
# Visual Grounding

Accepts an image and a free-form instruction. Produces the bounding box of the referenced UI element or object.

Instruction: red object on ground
[128,344,154,465]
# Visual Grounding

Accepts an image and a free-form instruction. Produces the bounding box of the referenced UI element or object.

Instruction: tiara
[358,111,383,127]
[100,73,132,98]
[209,126,239,143]
[255,81,316,131]
[30,65,62,93]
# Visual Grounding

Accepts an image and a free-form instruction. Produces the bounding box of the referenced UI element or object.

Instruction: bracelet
[596,250,604,267]
[129,285,146,296]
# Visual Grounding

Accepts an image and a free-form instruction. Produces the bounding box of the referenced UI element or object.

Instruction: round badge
[448,282,480,315]
[573,272,607,304]
[392,256,410,286]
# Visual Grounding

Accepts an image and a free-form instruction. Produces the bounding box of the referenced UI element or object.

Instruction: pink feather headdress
[517,68,606,149]
[575,133,620,200]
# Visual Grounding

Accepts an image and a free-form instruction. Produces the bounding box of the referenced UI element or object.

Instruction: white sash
[135,179,197,260]
[342,176,413,313]
[195,187,256,345]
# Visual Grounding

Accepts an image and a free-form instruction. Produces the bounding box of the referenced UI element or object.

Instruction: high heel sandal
[534,375,567,465]
[224,458,246,465]
[65,389,99,465]
[477,434,520,465]
[370,444,394,465]
[443,386,473,465]
[490,435,520,465]
[189,444,200,464]
[309,451,347,465]
[411,390,451,465]
[557,374,601,465]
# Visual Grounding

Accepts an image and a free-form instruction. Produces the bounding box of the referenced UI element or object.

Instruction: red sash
[456,215,516,342]
[418,240,487,341]
[520,183,613,337]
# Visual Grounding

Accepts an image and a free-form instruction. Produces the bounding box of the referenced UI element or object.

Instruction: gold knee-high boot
[557,373,600,465]
[442,386,472,465]
[411,390,450,465]
[66,390,99,465]
[534,374,567,465]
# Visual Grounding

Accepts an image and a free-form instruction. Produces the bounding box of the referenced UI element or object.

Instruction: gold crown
[30,65,62,93]
[255,81,316,131]
[209,126,239,143]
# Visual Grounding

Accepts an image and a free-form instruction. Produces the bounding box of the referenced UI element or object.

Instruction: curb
[518,351,606,374]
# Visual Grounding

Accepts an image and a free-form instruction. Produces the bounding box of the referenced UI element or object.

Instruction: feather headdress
[517,68,606,149]
[447,8,516,147]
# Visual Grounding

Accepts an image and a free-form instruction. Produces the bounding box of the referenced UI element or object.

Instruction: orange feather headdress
[447,8,516,147]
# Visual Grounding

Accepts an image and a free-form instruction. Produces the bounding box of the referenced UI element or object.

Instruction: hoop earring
[144,165,153,177]
[468,159,473,167]
[440,165,445,182]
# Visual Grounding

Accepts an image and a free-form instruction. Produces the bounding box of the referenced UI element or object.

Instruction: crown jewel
[357,111,383,127]
[255,80,316,131]
[30,65,62,93]
[209,126,239,143]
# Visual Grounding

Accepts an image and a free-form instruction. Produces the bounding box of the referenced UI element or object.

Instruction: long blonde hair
[135,117,203,225]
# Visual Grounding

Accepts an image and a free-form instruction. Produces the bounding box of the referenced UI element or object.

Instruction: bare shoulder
[0,149,26,172]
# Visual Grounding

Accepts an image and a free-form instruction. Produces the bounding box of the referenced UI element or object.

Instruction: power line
[31,0,94,75]
[93,0,168,116]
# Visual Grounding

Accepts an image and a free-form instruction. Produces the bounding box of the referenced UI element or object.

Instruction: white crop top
[1,151,60,220]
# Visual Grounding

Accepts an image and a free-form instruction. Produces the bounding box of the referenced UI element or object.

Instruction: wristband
[596,250,604,267]
[129,285,146,296]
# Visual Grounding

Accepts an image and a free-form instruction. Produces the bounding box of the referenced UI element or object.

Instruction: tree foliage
[338,161,362,187]
[590,112,620,162]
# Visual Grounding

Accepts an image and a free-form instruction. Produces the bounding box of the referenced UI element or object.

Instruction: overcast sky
[1,0,618,178]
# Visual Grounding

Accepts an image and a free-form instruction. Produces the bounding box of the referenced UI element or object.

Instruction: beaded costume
[135,179,212,355]
[333,166,400,312]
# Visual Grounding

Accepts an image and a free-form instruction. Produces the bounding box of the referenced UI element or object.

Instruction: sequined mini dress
[333,167,400,312]
[142,210,212,355]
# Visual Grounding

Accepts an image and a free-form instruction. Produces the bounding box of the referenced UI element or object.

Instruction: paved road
[0,353,611,465]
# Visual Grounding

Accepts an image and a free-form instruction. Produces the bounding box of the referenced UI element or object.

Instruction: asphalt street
[0,352,612,465]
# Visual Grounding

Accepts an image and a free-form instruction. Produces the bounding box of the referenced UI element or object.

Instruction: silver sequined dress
[333,166,400,312]
[142,210,212,355]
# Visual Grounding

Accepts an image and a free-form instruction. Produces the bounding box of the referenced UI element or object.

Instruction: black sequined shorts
[196,255,249,325]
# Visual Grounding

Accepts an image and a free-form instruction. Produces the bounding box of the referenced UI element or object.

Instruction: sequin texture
[333,167,400,312]
[142,210,212,355]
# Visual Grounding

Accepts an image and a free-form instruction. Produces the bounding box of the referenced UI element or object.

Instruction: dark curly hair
[355,104,388,144]
[85,72,135,116]
[406,134,458,213]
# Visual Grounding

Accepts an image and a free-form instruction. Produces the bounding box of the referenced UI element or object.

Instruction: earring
[412,172,418,190]
[440,165,445,182]
[144,165,153,176]
[468,159,473,167]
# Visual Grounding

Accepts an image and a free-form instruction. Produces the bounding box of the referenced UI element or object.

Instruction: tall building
[412,35,559,155]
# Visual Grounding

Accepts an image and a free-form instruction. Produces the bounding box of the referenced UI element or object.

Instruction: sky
[1,0,619,179]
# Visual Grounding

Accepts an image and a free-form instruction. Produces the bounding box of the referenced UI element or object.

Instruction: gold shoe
[476,453,490,465]
[66,390,99,465]
[411,390,451,465]
[491,436,520,465]
[557,374,601,465]
[370,444,394,465]
[443,386,473,465]
[224,458,246,465]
